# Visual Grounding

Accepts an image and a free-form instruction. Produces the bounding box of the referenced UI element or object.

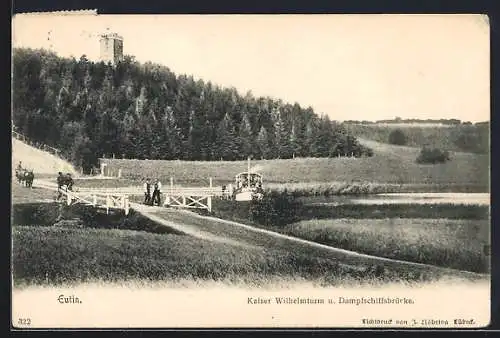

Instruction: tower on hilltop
[99,32,124,65]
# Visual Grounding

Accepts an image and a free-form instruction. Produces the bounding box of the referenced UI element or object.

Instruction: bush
[361,145,374,157]
[249,191,303,227]
[416,147,451,164]
[388,129,408,145]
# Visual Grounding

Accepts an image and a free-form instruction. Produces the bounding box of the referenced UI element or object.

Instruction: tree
[448,123,489,154]
[304,119,317,156]
[184,110,204,160]
[163,106,182,159]
[97,66,114,110]
[11,47,374,164]
[56,67,74,121]
[95,112,121,158]
[272,110,291,159]
[416,146,451,164]
[215,113,238,160]
[289,122,299,158]
[59,121,96,171]
[388,129,408,145]
[238,113,253,158]
[256,126,271,159]
[121,110,138,158]
[313,117,334,157]
[135,86,148,115]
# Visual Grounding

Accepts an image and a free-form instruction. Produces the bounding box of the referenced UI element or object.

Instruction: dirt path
[130,202,487,281]
[130,203,258,249]
[24,179,489,281]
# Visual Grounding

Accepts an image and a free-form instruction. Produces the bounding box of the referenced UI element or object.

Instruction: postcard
[11,13,490,329]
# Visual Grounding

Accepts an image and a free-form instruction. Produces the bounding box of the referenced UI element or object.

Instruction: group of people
[236,175,262,190]
[57,171,74,199]
[143,178,162,206]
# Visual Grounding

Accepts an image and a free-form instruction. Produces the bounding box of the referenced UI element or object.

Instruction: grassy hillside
[345,123,489,154]
[12,138,77,175]
[101,138,489,192]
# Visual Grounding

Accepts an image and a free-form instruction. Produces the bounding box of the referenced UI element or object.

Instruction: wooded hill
[13,48,372,173]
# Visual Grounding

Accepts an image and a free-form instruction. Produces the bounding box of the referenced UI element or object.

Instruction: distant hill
[343,118,478,125]
[344,122,489,154]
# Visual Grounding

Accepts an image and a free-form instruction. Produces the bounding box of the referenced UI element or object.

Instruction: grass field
[206,198,490,273]
[11,199,358,286]
[282,218,490,273]
[11,183,57,204]
[100,138,489,192]
[13,183,447,287]
[11,132,490,288]
[13,216,427,287]
[72,178,139,188]
[12,186,485,286]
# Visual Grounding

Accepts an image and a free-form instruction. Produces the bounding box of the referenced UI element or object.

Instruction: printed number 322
[18,318,31,326]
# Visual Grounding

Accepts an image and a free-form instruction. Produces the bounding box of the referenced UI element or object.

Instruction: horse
[23,170,34,188]
[15,169,24,185]
[15,168,34,187]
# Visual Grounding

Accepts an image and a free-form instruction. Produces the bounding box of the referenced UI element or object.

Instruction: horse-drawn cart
[15,163,34,188]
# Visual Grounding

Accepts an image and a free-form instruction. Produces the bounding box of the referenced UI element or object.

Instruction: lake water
[305,193,490,206]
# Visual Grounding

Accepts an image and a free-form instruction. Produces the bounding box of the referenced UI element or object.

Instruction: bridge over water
[33,178,224,214]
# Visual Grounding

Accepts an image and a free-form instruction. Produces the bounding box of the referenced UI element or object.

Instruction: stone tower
[99,32,124,65]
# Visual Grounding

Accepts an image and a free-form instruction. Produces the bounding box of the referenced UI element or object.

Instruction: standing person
[143,178,152,205]
[57,172,65,200]
[66,173,74,191]
[152,179,162,206]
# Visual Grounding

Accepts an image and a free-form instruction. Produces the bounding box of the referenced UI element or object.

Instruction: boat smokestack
[247,156,251,188]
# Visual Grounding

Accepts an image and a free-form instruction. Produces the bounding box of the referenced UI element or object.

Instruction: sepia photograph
[11,13,490,329]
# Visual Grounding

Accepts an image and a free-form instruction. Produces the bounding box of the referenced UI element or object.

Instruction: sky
[12,13,490,122]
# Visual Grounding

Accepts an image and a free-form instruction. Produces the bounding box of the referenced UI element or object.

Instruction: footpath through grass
[13,222,426,287]
[207,198,490,273]
[12,200,443,287]
[11,181,488,287]
[13,225,367,286]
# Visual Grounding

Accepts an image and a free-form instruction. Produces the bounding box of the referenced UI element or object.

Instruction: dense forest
[12,48,373,173]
